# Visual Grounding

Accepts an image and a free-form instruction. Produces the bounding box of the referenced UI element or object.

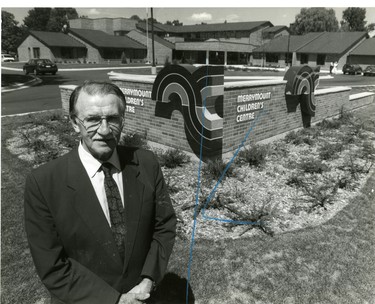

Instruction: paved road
[1,69,122,115]
[1,67,375,116]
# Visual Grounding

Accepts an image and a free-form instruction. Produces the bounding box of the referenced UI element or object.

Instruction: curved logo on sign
[284,65,320,127]
[152,64,224,159]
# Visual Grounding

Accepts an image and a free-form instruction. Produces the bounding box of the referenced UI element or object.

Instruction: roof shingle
[349,38,375,56]
[68,28,146,49]
[297,32,367,54]
[136,21,272,34]
[29,30,86,48]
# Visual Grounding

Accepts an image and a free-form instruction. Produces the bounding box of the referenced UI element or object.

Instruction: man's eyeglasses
[74,115,124,133]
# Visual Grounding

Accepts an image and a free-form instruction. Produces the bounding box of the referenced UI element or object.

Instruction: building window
[317,54,326,65]
[33,47,40,59]
[300,53,309,64]
[61,47,74,59]
[266,53,278,63]
[253,52,262,59]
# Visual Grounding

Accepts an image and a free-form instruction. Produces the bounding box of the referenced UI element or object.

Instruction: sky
[2,4,375,27]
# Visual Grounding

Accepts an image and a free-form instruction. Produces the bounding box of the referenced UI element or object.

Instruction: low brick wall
[59,74,375,159]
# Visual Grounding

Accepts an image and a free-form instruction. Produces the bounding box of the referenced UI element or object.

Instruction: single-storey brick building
[252,31,369,69]
[347,37,375,66]
[17,30,86,62]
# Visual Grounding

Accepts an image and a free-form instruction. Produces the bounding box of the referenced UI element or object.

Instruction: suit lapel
[66,149,123,267]
[118,147,145,271]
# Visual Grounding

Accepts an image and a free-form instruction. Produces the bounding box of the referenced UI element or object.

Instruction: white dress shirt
[78,142,124,226]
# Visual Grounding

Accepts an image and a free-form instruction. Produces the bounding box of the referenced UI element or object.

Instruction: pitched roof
[262,25,289,34]
[253,32,323,53]
[136,21,272,34]
[253,31,368,55]
[349,38,375,56]
[68,28,146,49]
[131,30,175,49]
[297,31,367,54]
[29,30,86,48]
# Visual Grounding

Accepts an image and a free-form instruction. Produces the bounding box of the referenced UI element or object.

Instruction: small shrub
[226,196,277,236]
[299,157,329,174]
[361,141,375,160]
[344,154,374,180]
[286,174,304,187]
[300,178,339,210]
[158,148,190,168]
[284,130,314,146]
[340,132,357,145]
[269,141,289,158]
[202,158,234,180]
[120,132,148,148]
[237,144,268,167]
[339,107,354,124]
[284,131,301,144]
[317,118,342,130]
[319,142,344,160]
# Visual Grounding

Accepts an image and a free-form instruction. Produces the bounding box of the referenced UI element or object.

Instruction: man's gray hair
[69,81,126,118]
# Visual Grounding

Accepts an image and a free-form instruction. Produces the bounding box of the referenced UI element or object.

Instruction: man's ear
[70,116,81,134]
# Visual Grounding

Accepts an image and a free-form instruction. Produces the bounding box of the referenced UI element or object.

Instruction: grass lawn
[1,104,375,304]
[1,74,34,87]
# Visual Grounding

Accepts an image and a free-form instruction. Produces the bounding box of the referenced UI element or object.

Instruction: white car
[1,54,15,62]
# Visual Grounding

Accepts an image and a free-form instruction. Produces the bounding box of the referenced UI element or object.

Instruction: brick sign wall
[59,65,374,160]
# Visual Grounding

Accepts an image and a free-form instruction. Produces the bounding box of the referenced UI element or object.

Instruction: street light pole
[151,7,156,75]
[287,34,291,67]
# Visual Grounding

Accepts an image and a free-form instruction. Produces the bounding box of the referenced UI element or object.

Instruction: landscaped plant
[119,132,148,148]
[343,154,374,180]
[286,174,305,187]
[202,158,235,180]
[299,157,330,174]
[361,141,375,160]
[224,195,277,236]
[284,129,315,146]
[319,141,344,160]
[317,118,342,130]
[298,177,340,210]
[236,144,268,167]
[158,148,190,168]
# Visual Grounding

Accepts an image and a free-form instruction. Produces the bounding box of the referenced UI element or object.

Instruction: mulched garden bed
[5,110,375,241]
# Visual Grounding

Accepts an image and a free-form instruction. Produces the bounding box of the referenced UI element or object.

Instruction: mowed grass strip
[1,125,50,303]
[167,172,375,304]
[1,103,375,304]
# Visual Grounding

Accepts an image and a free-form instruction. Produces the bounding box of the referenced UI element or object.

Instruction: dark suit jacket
[24,146,176,304]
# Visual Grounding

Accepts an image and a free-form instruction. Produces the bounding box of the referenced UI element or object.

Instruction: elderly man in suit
[24,81,176,304]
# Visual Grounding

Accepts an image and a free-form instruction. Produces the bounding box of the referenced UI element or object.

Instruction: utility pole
[287,34,291,69]
[151,7,156,75]
[146,8,149,63]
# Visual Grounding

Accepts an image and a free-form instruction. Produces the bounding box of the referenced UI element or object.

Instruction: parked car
[342,64,362,75]
[23,59,58,75]
[1,54,15,62]
[363,65,375,76]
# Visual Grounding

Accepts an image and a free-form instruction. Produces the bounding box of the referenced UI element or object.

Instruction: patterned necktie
[101,162,126,261]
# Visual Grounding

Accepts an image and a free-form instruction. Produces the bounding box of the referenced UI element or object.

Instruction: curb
[1,76,42,93]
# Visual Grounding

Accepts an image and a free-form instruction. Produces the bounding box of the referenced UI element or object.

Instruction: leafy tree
[23,7,78,32]
[1,11,28,54]
[23,8,51,31]
[367,23,375,32]
[341,7,367,31]
[165,20,183,26]
[130,15,141,21]
[46,8,78,32]
[145,17,159,24]
[291,8,339,35]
